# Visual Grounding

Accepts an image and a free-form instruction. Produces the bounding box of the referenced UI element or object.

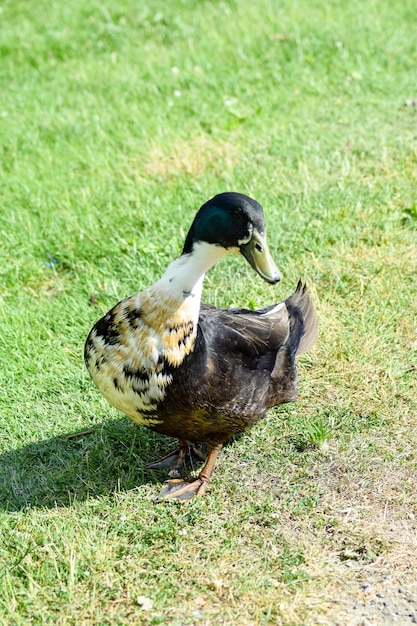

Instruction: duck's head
[182,192,281,284]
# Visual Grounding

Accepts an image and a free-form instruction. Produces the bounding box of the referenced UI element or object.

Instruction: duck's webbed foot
[156,443,223,503]
[157,476,208,502]
[147,439,205,477]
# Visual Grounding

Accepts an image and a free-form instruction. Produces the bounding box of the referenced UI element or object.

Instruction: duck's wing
[198,282,318,372]
[198,302,290,373]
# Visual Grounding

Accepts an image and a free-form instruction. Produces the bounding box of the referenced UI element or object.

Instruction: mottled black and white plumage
[85,192,318,501]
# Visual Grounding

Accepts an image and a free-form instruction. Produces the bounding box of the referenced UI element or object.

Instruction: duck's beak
[240,230,281,285]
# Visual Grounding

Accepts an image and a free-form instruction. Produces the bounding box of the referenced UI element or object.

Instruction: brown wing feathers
[198,281,317,373]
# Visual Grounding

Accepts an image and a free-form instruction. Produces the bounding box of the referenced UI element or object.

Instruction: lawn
[1,0,416,623]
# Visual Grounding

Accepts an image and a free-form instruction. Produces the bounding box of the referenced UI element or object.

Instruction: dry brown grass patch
[140,133,238,180]
[280,436,417,623]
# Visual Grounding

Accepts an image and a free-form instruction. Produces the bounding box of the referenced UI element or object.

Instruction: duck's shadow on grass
[0,419,197,512]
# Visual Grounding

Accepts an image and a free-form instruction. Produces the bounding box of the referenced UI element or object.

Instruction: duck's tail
[286,280,319,356]
[270,282,318,398]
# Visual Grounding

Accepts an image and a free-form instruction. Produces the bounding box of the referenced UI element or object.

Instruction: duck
[84,192,318,501]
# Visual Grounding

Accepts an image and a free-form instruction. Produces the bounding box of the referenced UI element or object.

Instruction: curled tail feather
[270,281,318,396]
[286,281,318,356]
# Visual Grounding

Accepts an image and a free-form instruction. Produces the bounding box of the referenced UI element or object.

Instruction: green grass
[1,0,416,623]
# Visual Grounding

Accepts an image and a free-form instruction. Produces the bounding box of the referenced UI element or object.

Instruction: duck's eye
[255,242,263,253]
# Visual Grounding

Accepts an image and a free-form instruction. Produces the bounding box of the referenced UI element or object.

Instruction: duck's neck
[140,242,231,333]
[160,241,231,302]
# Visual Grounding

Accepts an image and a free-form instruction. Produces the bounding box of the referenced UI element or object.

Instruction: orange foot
[156,477,209,502]
[155,443,223,503]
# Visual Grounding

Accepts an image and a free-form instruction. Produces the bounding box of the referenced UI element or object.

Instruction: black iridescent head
[182,192,281,284]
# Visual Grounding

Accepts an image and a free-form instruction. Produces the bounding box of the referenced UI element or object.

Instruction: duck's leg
[157,443,223,502]
[147,439,206,477]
